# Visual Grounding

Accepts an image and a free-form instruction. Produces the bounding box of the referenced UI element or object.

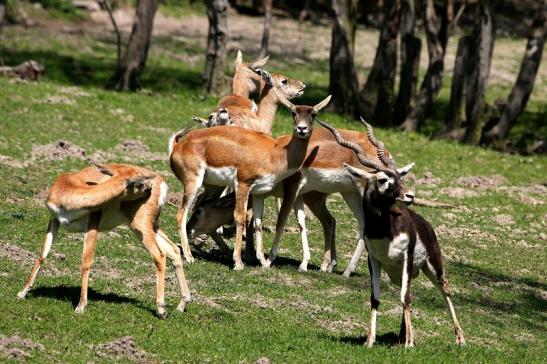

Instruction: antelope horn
[316,118,386,172]
[359,116,396,168]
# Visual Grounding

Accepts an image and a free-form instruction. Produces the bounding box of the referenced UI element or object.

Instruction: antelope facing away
[169,94,331,270]
[17,162,191,318]
[328,128,466,347]
[187,119,397,276]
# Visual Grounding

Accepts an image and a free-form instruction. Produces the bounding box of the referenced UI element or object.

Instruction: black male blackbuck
[169,93,331,270]
[17,161,191,318]
[326,126,466,347]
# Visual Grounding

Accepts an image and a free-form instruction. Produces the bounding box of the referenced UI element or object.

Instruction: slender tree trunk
[203,0,229,96]
[400,0,449,131]
[103,0,122,67]
[259,0,272,58]
[360,0,401,124]
[437,35,472,139]
[0,0,6,33]
[485,1,546,142]
[329,0,360,115]
[109,0,159,91]
[463,2,495,145]
[393,0,421,125]
[299,0,312,23]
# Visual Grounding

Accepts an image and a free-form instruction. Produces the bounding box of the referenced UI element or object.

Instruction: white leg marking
[252,196,267,266]
[294,197,310,272]
[341,191,365,277]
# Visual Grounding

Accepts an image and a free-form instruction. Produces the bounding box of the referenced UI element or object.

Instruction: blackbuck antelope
[169,94,331,270]
[195,69,305,133]
[187,119,396,275]
[17,162,191,318]
[327,127,466,347]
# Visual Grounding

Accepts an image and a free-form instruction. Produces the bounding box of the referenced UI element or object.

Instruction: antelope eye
[281,79,288,85]
[378,178,388,184]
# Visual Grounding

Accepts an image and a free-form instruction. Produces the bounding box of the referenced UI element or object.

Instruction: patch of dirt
[498,184,546,206]
[90,140,165,163]
[0,242,63,277]
[319,316,366,333]
[0,335,44,360]
[0,155,25,168]
[29,140,86,162]
[166,192,183,206]
[266,271,312,288]
[439,187,479,198]
[41,95,74,105]
[436,225,498,243]
[493,214,514,225]
[192,293,232,313]
[93,336,154,364]
[33,187,50,206]
[456,175,508,190]
[414,171,441,187]
[255,357,270,364]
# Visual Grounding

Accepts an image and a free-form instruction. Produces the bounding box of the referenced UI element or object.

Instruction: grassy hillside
[0,5,545,363]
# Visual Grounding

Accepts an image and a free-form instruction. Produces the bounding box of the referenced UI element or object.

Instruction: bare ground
[0,335,44,361]
[93,336,154,364]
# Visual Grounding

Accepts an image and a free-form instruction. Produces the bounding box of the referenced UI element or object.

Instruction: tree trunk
[360,0,401,124]
[259,0,272,58]
[393,0,421,125]
[203,0,229,96]
[463,2,495,145]
[0,0,6,32]
[485,1,546,142]
[299,0,312,23]
[400,0,449,131]
[328,0,360,115]
[437,35,472,139]
[109,0,159,91]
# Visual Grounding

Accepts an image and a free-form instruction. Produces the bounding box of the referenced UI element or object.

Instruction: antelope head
[279,94,332,139]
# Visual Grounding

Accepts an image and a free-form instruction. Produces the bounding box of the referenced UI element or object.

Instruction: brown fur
[17,163,191,317]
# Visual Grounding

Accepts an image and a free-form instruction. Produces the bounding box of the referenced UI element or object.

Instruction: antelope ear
[251,55,269,69]
[277,91,296,113]
[235,50,243,66]
[313,95,332,113]
[125,175,156,190]
[88,159,114,176]
[192,116,209,127]
[397,163,415,176]
[343,163,375,181]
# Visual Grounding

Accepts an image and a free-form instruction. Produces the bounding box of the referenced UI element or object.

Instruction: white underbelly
[49,202,129,233]
[251,174,278,194]
[204,166,237,187]
[299,168,356,194]
[367,233,428,285]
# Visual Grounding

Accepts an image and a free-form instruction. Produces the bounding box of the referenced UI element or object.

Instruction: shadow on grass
[28,285,156,316]
[332,332,401,347]
[0,47,202,93]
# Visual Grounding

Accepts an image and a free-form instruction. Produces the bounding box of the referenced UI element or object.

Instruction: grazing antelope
[328,128,466,347]
[169,94,331,270]
[194,69,305,133]
[17,162,191,318]
[187,119,396,275]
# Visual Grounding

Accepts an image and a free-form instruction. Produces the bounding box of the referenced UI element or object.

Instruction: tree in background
[259,0,272,58]
[203,0,228,96]
[485,0,546,143]
[0,0,5,33]
[400,0,449,131]
[328,0,360,115]
[110,0,159,91]
[360,0,401,124]
[393,0,421,125]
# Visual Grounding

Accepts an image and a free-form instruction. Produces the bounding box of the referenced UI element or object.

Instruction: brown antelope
[169,94,331,270]
[328,128,466,347]
[187,119,396,276]
[17,162,191,318]
[195,69,305,133]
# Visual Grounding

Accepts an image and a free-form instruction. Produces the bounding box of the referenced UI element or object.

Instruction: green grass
[0,7,546,364]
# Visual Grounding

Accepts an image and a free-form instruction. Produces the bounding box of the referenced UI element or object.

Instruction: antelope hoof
[185,255,195,264]
[456,337,466,346]
[74,304,86,314]
[342,270,351,278]
[16,289,28,300]
[177,298,190,313]
[326,260,337,273]
[405,341,414,348]
[233,261,245,271]
[156,308,168,319]
[262,259,272,268]
[365,338,375,348]
[298,262,308,272]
